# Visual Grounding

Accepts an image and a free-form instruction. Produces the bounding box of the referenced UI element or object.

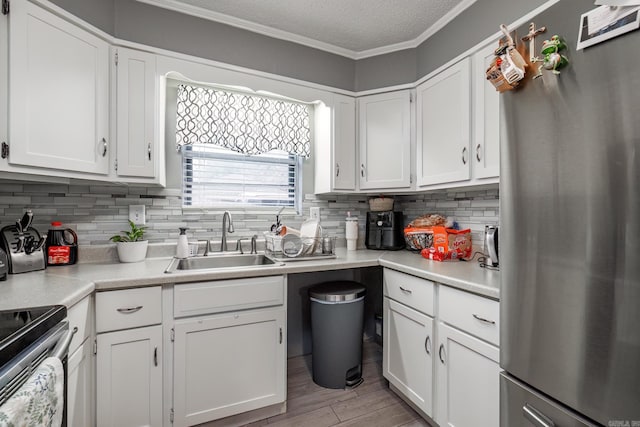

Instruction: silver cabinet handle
[399,286,412,294]
[279,327,283,344]
[336,163,340,177]
[476,143,482,162]
[360,164,366,178]
[101,138,107,157]
[523,404,555,427]
[425,335,431,355]
[439,344,446,364]
[116,305,143,314]
[147,143,152,161]
[153,347,158,366]
[472,314,496,325]
[462,146,467,165]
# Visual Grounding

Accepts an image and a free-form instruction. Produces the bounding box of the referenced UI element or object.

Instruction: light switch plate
[310,207,320,220]
[129,205,146,225]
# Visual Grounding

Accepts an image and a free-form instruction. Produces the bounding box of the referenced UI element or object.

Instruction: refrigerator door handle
[523,403,555,427]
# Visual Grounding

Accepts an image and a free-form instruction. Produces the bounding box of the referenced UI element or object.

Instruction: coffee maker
[365,211,405,250]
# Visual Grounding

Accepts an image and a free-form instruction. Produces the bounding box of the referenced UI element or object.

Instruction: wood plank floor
[244,341,432,427]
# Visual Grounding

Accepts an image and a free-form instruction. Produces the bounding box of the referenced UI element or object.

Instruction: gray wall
[49,0,548,92]
[415,0,548,80]
[49,0,114,34]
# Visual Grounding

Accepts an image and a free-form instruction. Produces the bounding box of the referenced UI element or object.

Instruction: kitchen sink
[164,253,281,273]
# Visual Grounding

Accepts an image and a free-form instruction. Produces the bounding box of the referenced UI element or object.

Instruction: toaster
[365,211,405,250]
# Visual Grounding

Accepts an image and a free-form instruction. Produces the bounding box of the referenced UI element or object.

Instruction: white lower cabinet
[383,298,434,417]
[96,325,163,427]
[435,322,500,427]
[383,268,500,426]
[67,339,93,427]
[173,307,286,427]
[172,277,287,427]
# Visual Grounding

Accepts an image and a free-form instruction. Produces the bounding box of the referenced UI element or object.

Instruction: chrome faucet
[220,211,235,251]
[251,235,258,254]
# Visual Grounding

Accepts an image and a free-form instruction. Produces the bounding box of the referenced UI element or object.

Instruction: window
[182,145,301,208]
[175,84,310,211]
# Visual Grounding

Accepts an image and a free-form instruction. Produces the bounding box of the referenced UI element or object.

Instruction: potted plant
[110,220,148,263]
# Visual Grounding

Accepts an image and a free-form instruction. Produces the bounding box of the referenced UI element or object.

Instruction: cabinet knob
[360,164,366,178]
[153,347,158,366]
[424,335,431,355]
[336,163,340,177]
[116,305,143,314]
[101,138,107,157]
[472,313,496,325]
[439,344,446,364]
[461,147,467,165]
[476,143,482,162]
[148,143,152,161]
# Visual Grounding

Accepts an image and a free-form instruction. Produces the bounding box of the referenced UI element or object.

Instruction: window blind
[182,145,301,208]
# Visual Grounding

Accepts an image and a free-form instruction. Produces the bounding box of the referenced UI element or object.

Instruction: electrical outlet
[129,205,146,225]
[310,207,320,221]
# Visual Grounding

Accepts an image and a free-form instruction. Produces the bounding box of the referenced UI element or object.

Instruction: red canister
[46,221,78,266]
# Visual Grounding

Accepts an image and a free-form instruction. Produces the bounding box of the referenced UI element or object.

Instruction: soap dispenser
[176,227,189,259]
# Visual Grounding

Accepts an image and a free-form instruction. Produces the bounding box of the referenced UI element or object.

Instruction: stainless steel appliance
[365,211,405,250]
[0,305,76,426]
[501,1,640,425]
[0,210,46,274]
[484,225,499,267]
[0,248,7,281]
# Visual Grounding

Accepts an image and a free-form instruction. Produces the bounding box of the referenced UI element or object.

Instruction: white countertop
[0,248,500,310]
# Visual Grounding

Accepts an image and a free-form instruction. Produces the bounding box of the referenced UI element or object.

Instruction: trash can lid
[309,281,366,302]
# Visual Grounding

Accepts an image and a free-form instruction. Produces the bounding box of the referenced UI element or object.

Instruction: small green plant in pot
[110,220,148,263]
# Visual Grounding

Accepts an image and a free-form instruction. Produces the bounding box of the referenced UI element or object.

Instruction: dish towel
[0,357,64,427]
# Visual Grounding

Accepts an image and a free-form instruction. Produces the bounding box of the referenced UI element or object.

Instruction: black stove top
[0,305,66,368]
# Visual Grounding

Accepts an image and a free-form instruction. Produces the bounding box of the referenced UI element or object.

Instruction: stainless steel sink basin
[164,253,280,273]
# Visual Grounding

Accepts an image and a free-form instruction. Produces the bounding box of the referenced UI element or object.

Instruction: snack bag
[421,226,472,261]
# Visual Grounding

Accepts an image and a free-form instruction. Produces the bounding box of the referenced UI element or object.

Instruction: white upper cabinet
[333,94,357,191]
[114,47,158,180]
[472,42,501,180]
[416,58,471,187]
[7,0,110,175]
[314,94,356,193]
[358,90,412,190]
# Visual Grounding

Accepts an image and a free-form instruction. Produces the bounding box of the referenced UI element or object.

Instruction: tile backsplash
[0,182,498,248]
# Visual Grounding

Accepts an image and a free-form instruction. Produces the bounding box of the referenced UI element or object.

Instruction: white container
[176,227,189,259]
[116,240,148,263]
[345,213,358,251]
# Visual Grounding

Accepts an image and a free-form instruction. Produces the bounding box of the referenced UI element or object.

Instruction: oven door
[0,321,77,427]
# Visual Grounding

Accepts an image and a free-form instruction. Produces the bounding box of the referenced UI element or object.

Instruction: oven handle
[52,326,78,361]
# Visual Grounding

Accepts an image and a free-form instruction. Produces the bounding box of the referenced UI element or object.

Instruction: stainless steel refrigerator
[500,1,640,426]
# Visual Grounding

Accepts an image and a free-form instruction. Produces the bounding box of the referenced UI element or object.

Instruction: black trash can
[309,281,366,389]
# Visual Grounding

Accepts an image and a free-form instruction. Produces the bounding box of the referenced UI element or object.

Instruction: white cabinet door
[173,308,286,427]
[96,325,162,427]
[333,94,356,190]
[67,338,93,427]
[416,58,471,187]
[8,0,109,175]
[358,90,411,190]
[472,43,500,180]
[383,298,434,418]
[115,47,157,178]
[436,322,500,427]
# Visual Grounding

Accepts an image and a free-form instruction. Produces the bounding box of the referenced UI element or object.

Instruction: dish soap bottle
[176,227,189,259]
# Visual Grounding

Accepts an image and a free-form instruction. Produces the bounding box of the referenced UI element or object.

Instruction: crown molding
[137,0,478,60]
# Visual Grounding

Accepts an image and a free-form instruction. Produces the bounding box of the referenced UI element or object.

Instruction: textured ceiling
[140,0,468,57]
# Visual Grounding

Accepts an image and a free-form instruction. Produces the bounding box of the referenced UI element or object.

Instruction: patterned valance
[176,84,311,158]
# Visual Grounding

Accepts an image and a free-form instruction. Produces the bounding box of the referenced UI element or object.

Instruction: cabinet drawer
[174,275,285,318]
[439,285,499,346]
[96,286,162,333]
[383,269,435,316]
[67,295,93,354]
